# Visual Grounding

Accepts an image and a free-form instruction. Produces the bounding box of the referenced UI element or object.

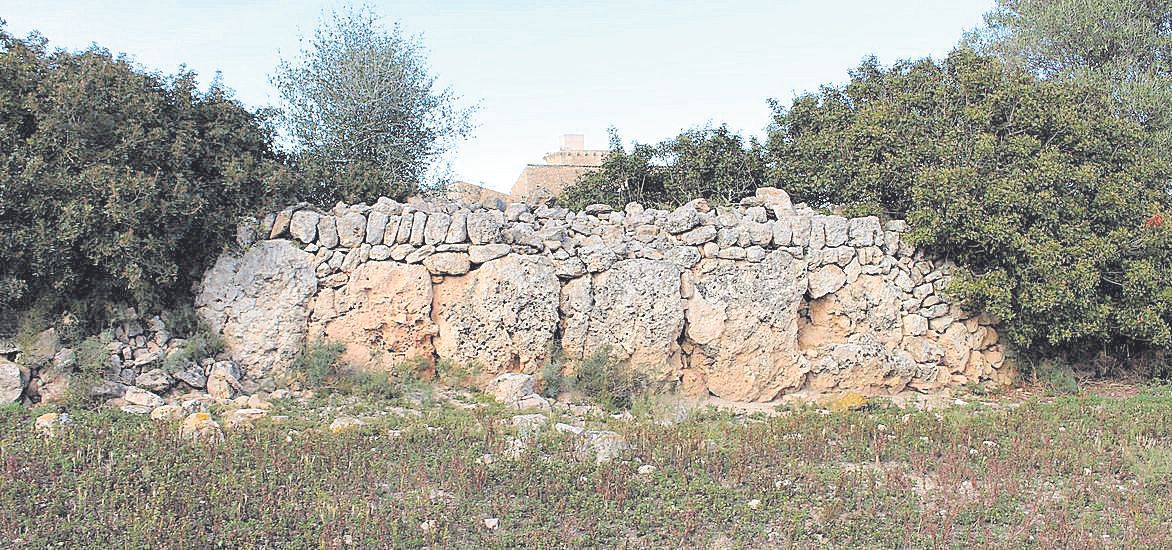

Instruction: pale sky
[2,1,992,192]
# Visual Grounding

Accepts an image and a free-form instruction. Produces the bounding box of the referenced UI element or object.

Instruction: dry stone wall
[197,188,1014,402]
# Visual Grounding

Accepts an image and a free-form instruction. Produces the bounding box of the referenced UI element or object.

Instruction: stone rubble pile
[197,187,1013,403]
[0,311,280,412]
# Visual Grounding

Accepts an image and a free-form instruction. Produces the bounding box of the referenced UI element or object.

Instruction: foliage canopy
[272,5,473,205]
[769,48,1171,355]
[967,0,1172,149]
[560,125,768,211]
[0,24,285,322]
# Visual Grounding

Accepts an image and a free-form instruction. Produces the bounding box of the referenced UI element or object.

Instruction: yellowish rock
[180,412,223,444]
[34,412,69,438]
[309,261,437,371]
[826,392,868,412]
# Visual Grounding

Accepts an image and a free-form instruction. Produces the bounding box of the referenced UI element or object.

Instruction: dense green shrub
[0,25,287,325]
[768,48,1171,357]
[560,125,768,211]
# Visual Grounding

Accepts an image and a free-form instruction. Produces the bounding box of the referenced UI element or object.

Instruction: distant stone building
[443,180,510,206]
[438,135,609,206]
[509,134,608,204]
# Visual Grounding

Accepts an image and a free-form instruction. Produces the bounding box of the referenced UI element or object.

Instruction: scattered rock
[120,404,154,415]
[486,373,535,405]
[329,416,367,433]
[555,422,584,436]
[123,387,165,408]
[34,412,70,438]
[52,348,77,370]
[579,430,627,464]
[135,368,173,393]
[173,367,207,389]
[90,380,127,400]
[225,408,268,430]
[206,364,242,400]
[826,392,868,412]
[150,404,185,422]
[180,412,224,444]
[515,394,551,411]
[511,413,548,439]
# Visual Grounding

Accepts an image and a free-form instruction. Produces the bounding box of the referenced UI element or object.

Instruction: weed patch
[1,388,1169,547]
[563,347,649,411]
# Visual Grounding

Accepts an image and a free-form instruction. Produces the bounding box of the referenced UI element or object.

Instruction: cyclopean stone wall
[196,188,1014,402]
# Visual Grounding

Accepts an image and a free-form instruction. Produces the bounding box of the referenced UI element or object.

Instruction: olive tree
[272,5,473,205]
[966,0,1172,149]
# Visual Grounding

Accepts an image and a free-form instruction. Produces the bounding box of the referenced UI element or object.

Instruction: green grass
[1,386,1170,548]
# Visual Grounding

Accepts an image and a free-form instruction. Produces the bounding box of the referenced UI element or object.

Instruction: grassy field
[1,385,1170,548]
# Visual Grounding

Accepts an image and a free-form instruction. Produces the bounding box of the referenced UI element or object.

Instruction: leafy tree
[767,56,951,217]
[967,0,1172,148]
[768,49,1172,358]
[561,125,768,210]
[272,5,473,205]
[0,24,285,324]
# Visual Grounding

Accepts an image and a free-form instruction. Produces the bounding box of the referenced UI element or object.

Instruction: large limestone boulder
[805,334,925,394]
[309,261,437,369]
[433,255,560,375]
[561,259,685,381]
[800,274,930,394]
[685,251,809,401]
[799,274,903,350]
[196,240,317,378]
[939,322,982,373]
[487,373,534,403]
